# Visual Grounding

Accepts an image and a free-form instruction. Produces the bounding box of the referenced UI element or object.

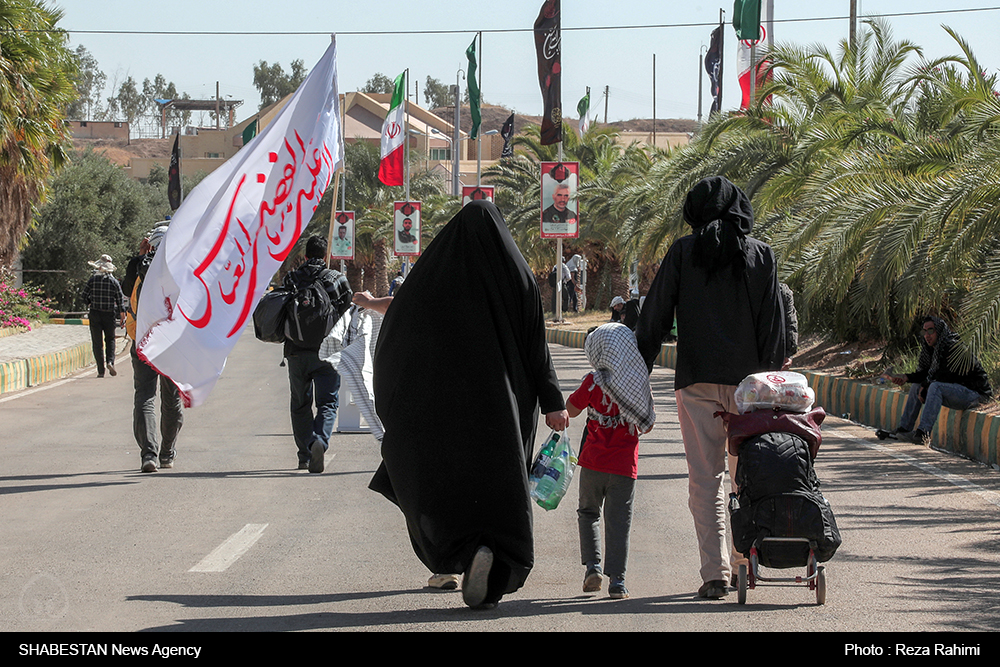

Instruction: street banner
[706,26,724,115]
[393,201,421,256]
[540,161,579,239]
[330,211,355,260]
[379,72,406,186]
[136,37,344,407]
[466,37,481,140]
[500,112,515,157]
[533,0,562,145]
[462,185,494,206]
[167,133,182,210]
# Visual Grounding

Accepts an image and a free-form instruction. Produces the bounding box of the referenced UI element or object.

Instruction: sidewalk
[0,322,125,394]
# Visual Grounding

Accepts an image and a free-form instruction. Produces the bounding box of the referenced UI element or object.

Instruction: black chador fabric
[369,201,565,602]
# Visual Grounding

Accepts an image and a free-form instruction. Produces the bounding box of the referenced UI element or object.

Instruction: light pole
[477,129,499,186]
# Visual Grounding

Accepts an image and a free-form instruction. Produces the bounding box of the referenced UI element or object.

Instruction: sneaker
[910,428,930,446]
[609,579,629,599]
[297,461,309,470]
[159,458,173,469]
[462,546,494,608]
[108,364,117,377]
[583,567,603,593]
[141,459,157,473]
[697,580,729,599]
[427,573,460,590]
[308,439,325,474]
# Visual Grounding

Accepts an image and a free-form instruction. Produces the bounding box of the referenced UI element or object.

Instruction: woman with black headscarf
[635,176,785,600]
[370,201,568,609]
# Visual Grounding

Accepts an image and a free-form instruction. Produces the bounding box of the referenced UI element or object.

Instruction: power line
[26,6,1000,37]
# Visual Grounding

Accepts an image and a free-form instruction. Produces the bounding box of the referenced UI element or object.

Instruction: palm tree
[0,1,78,269]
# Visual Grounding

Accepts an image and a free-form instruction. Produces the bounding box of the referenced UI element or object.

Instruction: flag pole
[475,31,483,187]
[326,81,346,270]
[404,68,410,202]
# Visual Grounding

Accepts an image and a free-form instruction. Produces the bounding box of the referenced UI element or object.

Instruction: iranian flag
[379,72,406,186]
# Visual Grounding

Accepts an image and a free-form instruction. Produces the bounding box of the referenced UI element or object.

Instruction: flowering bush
[0,269,55,331]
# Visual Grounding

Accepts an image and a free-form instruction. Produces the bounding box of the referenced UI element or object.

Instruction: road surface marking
[189,524,269,572]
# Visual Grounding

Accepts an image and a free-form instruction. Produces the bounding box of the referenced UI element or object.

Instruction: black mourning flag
[706,26,724,116]
[167,134,182,210]
[500,112,515,158]
[533,0,561,145]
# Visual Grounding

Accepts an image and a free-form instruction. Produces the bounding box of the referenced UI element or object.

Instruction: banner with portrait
[540,161,579,239]
[393,201,421,256]
[462,185,494,206]
[330,211,355,260]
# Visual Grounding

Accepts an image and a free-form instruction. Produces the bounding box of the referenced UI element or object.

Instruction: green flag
[241,118,258,146]
[466,36,481,140]
[577,89,590,136]
[733,0,761,41]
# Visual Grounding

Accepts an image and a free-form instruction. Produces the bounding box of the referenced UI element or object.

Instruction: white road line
[0,377,76,404]
[849,436,1000,509]
[189,524,269,573]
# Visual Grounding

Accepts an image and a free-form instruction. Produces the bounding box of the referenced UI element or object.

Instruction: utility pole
[652,54,656,148]
[603,85,609,124]
[849,0,857,49]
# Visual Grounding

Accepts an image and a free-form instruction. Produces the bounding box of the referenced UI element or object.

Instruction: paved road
[2,330,999,643]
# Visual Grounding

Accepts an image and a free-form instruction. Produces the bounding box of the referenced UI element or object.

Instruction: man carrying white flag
[136,37,344,408]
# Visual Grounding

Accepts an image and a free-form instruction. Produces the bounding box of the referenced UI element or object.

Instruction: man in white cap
[82,254,125,378]
[123,224,183,473]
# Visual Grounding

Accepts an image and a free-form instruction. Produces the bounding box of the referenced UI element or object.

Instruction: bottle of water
[537,454,578,511]
[532,449,568,506]
[529,432,560,487]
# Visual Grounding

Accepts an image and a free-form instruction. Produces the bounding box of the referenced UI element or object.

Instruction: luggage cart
[736,536,826,605]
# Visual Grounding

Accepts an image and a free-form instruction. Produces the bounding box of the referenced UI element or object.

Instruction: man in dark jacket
[283,235,353,473]
[884,316,992,445]
[635,176,785,600]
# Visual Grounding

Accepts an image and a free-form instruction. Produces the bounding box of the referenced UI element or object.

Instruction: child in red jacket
[567,323,656,599]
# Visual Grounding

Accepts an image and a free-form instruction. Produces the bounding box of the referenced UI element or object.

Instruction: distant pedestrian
[82,254,124,379]
[123,226,184,473]
[566,323,655,600]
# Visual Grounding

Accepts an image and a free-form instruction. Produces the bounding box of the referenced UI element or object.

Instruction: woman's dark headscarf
[683,176,754,278]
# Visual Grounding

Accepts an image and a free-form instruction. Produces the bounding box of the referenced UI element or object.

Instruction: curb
[546,328,999,469]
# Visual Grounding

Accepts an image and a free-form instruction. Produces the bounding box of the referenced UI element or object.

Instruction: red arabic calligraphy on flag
[136,37,344,408]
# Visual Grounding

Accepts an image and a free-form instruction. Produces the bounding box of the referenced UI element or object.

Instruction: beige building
[66,120,130,141]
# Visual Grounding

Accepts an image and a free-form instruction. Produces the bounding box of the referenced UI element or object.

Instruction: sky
[54,1,1000,130]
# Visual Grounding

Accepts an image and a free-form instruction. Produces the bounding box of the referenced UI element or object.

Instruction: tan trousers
[675,383,742,584]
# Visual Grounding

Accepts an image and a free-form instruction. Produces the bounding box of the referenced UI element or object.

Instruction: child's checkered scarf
[584,323,656,434]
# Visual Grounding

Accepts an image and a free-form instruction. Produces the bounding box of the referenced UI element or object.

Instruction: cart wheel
[816,565,826,605]
[738,564,748,605]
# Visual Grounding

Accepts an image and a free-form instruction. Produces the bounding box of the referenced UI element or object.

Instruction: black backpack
[253,287,291,344]
[283,275,335,348]
[730,431,842,566]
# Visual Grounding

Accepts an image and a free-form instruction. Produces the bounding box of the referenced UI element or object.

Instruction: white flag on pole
[136,37,344,407]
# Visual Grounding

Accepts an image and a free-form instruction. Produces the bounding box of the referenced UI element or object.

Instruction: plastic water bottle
[532,449,568,505]
[537,454,578,511]
[529,432,560,486]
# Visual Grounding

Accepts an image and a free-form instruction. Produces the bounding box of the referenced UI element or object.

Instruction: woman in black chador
[370,201,568,608]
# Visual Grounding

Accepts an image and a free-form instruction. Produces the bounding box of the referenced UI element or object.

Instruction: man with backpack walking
[282,235,353,473]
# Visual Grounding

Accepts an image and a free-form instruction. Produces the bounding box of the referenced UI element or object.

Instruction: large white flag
[136,37,344,407]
